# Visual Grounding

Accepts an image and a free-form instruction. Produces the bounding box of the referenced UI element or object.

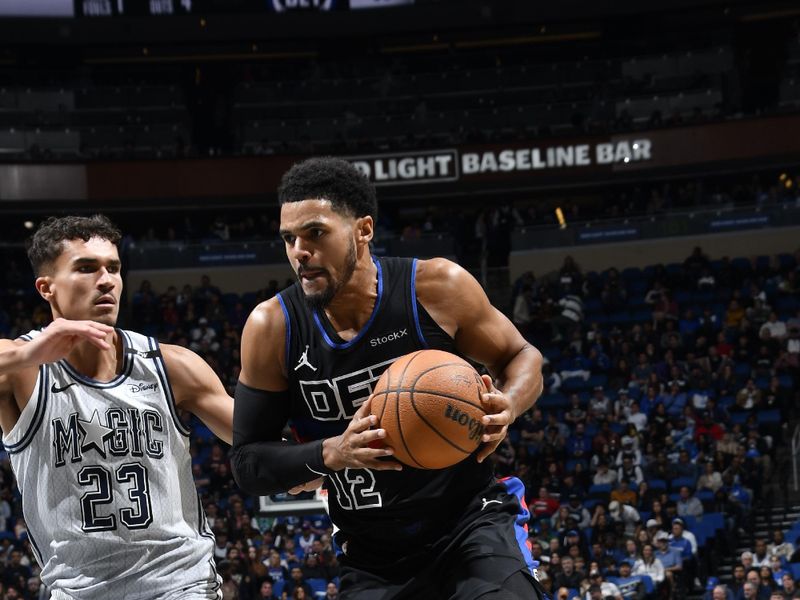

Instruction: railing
[793,423,800,492]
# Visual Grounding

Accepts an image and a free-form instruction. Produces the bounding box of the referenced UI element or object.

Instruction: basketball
[370,349,488,470]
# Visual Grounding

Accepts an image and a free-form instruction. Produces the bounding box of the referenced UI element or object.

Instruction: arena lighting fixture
[23,220,34,230]
[555,207,567,229]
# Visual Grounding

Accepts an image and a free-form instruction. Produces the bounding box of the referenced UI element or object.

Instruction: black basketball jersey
[277,256,495,564]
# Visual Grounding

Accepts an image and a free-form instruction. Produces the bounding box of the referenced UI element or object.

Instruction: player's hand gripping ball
[370,350,488,469]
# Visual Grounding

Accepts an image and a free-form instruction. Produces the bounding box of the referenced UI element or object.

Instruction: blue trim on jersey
[148,336,191,437]
[313,256,384,350]
[17,334,32,341]
[59,328,133,388]
[410,258,429,349]
[499,476,539,577]
[4,367,48,455]
[276,292,291,370]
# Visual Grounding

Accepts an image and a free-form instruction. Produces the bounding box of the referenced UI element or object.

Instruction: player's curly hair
[278,157,377,220]
[27,214,121,275]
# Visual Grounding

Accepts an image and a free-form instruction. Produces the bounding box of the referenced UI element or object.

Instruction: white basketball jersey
[3,329,222,600]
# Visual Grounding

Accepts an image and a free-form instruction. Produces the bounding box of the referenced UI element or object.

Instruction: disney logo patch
[128,382,159,394]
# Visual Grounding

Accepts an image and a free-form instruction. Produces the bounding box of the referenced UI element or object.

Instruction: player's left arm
[416,258,543,462]
[161,344,234,444]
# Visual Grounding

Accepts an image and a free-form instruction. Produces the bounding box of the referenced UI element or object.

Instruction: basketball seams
[394,351,427,469]
[408,389,475,457]
[381,388,486,412]
[372,350,485,470]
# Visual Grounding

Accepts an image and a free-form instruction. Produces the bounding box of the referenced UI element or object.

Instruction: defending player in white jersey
[0,215,233,600]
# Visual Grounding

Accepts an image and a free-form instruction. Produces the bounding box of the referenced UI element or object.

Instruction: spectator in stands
[745,568,771,600]
[565,394,587,427]
[768,556,789,588]
[258,580,279,600]
[567,494,592,529]
[669,518,699,590]
[736,379,762,411]
[654,532,682,593]
[677,486,704,518]
[553,556,583,590]
[780,573,797,597]
[708,582,734,600]
[532,487,560,518]
[594,461,618,486]
[589,386,613,421]
[513,284,534,338]
[611,479,637,508]
[282,566,312,600]
[551,289,584,342]
[633,542,664,586]
[625,401,648,433]
[769,531,794,561]
[752,539,771,567]
[760,312,788,341]
[609,501,640,537]
[618,454,644,486]
[698,461,724,493]
[322,581,339,600]
[588,568,623,600]
[614,561,645,600]
[646,451,676,482]
[674,449,700,481]
[567,422,592,461]
[725,300,746,329]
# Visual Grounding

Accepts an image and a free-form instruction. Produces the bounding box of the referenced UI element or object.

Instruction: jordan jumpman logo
[294,345,317,372]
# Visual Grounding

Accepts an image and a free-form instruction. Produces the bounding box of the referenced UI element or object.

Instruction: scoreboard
[0,0,414,17]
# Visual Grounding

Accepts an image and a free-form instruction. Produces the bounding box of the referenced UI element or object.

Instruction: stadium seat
[757,409,780,425]
[670,476,696,490]
[307,578,328,598]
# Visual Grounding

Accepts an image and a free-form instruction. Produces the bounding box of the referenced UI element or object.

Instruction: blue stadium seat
[538,393,568,410]
[757,409,780,425]
[670,476,696,490]
[648,479,667,491]
[589,484,612,498]
[308,578,328,598]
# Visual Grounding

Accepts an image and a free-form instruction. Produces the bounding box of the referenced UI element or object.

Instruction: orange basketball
[370,349,488,469]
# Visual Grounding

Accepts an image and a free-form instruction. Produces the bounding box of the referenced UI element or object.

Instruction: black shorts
[337,477,547,600]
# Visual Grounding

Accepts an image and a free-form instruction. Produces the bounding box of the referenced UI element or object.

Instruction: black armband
[230,381,332,496]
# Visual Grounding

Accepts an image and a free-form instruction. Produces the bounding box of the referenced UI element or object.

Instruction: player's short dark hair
[278,156,377,220]
[27,214,121,275]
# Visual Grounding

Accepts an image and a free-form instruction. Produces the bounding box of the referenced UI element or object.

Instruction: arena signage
[349,150,459,186]
[270,0,336,12]
[347,139,650,186]
[461,139,652,174]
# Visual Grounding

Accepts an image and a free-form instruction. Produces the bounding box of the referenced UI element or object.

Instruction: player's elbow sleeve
[230,440,329,496]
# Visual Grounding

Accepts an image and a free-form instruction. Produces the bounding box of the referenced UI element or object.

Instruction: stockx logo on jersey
[369,328,408,347]
[52,408,165,467]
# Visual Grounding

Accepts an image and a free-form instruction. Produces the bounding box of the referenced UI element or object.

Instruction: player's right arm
[0,319,113,433]
[230,298,398,497]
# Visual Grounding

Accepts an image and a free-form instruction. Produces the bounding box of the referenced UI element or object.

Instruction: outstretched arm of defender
[0,318,113,376]
[163,344,234,445]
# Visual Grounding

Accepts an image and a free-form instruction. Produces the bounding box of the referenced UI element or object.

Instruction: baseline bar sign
[347,139,651,186]
[349,150,459,186]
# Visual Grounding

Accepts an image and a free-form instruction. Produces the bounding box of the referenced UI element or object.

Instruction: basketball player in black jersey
[231,158,546,600]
